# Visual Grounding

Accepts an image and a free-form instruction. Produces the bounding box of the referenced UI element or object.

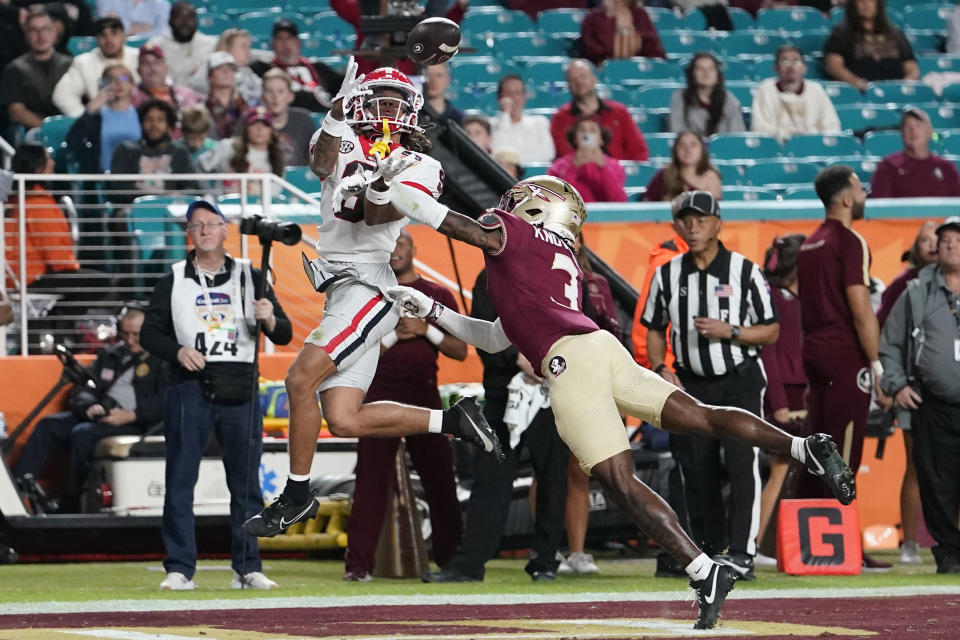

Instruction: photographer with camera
[12,304,169,514]
[547,115,627,203]
[141,200,292,592]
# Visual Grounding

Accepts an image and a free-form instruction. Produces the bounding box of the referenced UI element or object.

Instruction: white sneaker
[900,540,922,564]
[566,551,599,574]
[231,571,278,589]
[555,551,572,574]
[160,572,195,591]
[754,552,778,567]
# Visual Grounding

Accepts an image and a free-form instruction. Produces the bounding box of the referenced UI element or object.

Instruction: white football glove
[374,150,420,186]
[387,286,442,320]
[334,56,371,110]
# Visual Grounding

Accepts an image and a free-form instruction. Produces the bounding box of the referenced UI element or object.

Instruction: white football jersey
[314,127,443,263]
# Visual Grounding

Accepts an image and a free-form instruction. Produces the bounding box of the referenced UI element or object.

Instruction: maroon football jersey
[483,211,599,369]
[796,218,871,362]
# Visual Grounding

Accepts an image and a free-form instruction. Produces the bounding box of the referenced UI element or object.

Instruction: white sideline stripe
[3,585,959,617]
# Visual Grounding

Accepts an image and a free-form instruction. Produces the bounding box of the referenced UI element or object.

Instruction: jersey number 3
[550,252,579,311]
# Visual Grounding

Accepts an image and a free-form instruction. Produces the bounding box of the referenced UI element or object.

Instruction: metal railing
[2,172,323,356]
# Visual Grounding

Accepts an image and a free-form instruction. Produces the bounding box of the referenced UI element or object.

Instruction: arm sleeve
[434,306,511,354]
[869,159,894,198]
[139,274,183,366]
[640,265,669,330]
[579,13,608,65]
[52,64,87,119]
[879,286,910,395]
[254,268,293,346]
[635,9,666,59]
[471,272,520,370]
[134,358,169,425]
[747,263,779,325]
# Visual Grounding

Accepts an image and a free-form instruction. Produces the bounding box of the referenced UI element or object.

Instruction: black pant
[446,404,568,578]
[12,410,141,498]
[674,360,764,557]
[915,392,960,566]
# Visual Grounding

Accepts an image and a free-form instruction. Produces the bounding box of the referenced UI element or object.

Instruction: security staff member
[141,200,292,592]
[642,190,779,580]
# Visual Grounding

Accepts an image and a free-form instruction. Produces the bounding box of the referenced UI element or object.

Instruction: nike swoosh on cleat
[806,444,826,475]
[704,569,718,604]
[279,502,315,529]
[461,408,493,452]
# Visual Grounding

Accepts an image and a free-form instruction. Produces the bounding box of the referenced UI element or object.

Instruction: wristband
[321,113,350,138]
[653,363,668,375]
[425,324,444,346]
[381,330,398,349]
[427,302,445,322]
[365,185,390,206]
[871,359,884,380]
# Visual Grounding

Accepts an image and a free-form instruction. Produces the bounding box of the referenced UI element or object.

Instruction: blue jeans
[162,380,263,579]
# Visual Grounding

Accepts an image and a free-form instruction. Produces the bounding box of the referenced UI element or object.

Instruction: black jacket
[70,341,170,431]
[141,252,293,383]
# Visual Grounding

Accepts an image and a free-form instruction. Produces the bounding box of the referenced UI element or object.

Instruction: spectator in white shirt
[97,0,171,39]
[52,16,140,118]
[154,1,216,85]
[490,74,556,164]
[751,45,841,142]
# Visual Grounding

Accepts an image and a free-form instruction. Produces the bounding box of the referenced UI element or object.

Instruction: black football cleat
[422,568,482,583]
[804,433,856,505]
[449,396,504,462]
[242,493,319,538]
[691,563,738,630]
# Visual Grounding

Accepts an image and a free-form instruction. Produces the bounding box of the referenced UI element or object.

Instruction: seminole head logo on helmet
[498,175,587,243]
[348,67,424,135]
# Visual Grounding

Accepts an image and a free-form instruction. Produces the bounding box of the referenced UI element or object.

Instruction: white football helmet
[498,175,587,242]
[348,67,424,134]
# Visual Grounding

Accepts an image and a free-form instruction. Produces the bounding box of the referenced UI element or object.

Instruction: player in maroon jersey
[386,175,857,630]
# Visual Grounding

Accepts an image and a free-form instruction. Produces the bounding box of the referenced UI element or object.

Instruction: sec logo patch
[340,140,355,154]
[549,356,566,377]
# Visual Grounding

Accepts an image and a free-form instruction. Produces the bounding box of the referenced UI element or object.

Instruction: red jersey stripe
[320,293,386,354]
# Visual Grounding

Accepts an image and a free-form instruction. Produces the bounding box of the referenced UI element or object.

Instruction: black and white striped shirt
[641,242,778,378]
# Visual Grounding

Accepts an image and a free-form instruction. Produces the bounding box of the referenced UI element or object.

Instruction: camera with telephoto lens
[239,215,302,246]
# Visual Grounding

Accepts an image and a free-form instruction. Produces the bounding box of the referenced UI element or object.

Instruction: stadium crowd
[2,0,960,604]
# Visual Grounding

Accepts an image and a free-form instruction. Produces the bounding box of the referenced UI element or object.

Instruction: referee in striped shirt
[641,191,780,580]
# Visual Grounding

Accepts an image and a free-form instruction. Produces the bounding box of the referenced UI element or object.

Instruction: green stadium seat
[941,83,960,103]
[658,31,720,57]
[603,57,682,85]
[311,12,355,39]
[41,115,77,172]
[756,7,829,32]
[727,7,755,30]
[862,130,903,157]
[645,7,684,32]
[803,56,830,80]
[917,54,960,76]
[708,133,783,161]
[718,57,755,81]
[536,8,586,34]
[941,132,960,155]
[782,186,819,199]
[645,132,677,160]
[450,57,521,88]
[621,162,660,187]
[678,10,708,31]
[632,110,668,133]
[522,57,570,85]
[744,159,821,187]
[283,166,323,195]
[66,36,97,56]
[450,85,498,112]
[905,29,944,54]
[625,186,648,201]
[128,196,190,281]
[524,84,567,109]
[785,133,862,159]
[636,83,684,111]
[821,81,866,106]
[903,4,952,31]
[725,82,757,111]
[714,162,747,186]
[829,6,844,25]
[461,9,537,36]
[721,31,787,56]
[832,155,882,183]
[239,11,298,38]
[788,29,830,56]
[496,33,562,60]
[927,104,960,129]
[723,186,780,200]
[835,105,900,134]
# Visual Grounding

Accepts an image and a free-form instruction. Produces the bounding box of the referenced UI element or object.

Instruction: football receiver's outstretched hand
[388,286,439,320]
[375,150,419,186]
[332,169,373,208]
[333,56,370,108]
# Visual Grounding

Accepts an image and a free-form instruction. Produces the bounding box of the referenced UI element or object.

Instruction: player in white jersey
[244,58,501,540]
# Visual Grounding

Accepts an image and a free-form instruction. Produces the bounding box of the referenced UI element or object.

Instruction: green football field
[0,549,954,606]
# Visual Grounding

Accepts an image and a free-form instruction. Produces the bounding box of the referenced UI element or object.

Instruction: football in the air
[406,17,461,66]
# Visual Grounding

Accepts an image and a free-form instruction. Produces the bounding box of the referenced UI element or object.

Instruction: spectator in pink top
[548,116,626,202]
[871,107,960,198]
